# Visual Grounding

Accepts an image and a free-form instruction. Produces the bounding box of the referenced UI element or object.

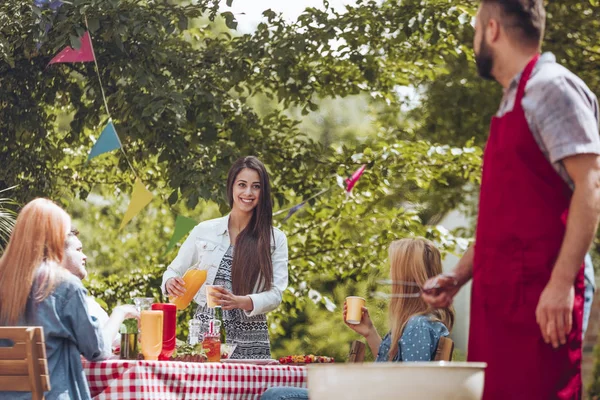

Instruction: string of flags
[277,188,331,222]
[47,25,153,231]
[274,165,366,222]
[43,12,368,251]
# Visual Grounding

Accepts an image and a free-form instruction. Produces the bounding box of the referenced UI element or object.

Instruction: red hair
[0,198,71,324]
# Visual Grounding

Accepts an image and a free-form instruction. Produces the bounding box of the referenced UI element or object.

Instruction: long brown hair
[0,198,71,325]
[227,156,274,295]
[387,238,455,361]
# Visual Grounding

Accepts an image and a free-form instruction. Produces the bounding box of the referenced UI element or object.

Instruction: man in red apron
[423,1,600,399]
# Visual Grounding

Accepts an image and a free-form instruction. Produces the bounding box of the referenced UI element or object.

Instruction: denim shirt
[376,315,449,362]
[0,267,105,400]
[161,214,289,317]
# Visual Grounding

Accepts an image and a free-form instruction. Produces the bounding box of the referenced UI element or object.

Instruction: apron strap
[515,53,541,103]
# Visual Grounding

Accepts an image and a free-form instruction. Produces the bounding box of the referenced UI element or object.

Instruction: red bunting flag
[346,164,367,192]
[48,31,95,65]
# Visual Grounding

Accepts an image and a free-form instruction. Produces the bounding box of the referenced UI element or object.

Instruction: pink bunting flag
[48,31,95,65]
[346,164,367,193]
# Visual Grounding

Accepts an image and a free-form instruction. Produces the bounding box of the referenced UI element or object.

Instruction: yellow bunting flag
[119,178,153,230]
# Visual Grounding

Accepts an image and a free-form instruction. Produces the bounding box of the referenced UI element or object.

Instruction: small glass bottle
[188,319,202,346]
[214,306,227,344]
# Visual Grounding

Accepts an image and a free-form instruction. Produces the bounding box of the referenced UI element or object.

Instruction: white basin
[307,362,486,400]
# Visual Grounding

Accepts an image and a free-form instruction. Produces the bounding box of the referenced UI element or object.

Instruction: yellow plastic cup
[206,285,224,308]
[345,296,366,325]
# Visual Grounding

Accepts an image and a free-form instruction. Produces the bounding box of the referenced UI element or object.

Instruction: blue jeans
[261,387,309,400]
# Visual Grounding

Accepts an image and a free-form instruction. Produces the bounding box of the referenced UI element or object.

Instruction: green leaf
[87,18,100,33]
[168,190,179,205]
[121,318,139,334]
[69,34,82,50]
[178,16,188,31]
[114,35,125,52]
[221,12,238,30]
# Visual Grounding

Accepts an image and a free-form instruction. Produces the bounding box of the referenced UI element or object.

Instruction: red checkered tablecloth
[83,360,307,399]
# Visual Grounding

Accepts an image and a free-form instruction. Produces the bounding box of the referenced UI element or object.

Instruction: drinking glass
[133,297,154,312]
[205,285,224,308]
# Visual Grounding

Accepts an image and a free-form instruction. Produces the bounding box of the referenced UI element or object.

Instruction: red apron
[468,55,585,400]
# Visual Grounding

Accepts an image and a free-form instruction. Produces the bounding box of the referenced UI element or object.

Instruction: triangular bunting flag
[165,215,198,254]
[48,31,94,64]
[346,164,367,193]
[34,0,63,10]
[119,179,154,230]
[283,201,306,222]
[87,121,121,161]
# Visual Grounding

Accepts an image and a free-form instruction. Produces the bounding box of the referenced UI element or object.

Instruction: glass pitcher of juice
[169,267,208,310]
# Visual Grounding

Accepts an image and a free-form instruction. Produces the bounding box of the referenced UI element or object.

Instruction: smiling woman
[161,156,289,359]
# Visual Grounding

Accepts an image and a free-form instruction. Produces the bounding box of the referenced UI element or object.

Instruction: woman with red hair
[0,198,105,400]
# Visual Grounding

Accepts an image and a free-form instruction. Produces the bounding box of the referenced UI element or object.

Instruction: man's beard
[475,33,495,81]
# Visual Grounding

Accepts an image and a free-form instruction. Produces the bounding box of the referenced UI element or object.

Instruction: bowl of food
[279,354,335,365]
[221,343,237,360]
[307,362,486,400]
[171,339,208,363]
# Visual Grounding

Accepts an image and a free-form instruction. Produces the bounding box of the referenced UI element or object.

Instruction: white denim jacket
[161,215,288,317]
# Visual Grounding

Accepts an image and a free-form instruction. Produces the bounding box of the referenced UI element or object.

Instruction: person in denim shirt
[62,227,139,356]
[375,314,449,362]
[0,199,106,400]
[261,238,454,400]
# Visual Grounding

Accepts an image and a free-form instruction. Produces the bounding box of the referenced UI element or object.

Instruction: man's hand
[421,273,462,308]
[113,305,140,321]
[535,278,574,348]
[535,153,600,347]
[422,246,474,308]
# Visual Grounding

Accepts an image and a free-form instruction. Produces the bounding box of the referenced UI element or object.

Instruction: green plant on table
[173,339,208,362]
[120,318,139,334]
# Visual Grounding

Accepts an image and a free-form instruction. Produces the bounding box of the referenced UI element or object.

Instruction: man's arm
[536,153,600,348]
[422,246,475,308]
[102,305,140,352]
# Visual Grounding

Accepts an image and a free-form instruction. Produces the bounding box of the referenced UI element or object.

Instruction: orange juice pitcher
[169,268,208,310]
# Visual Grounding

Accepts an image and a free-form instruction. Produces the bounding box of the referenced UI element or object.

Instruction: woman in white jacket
[162,156,288,359]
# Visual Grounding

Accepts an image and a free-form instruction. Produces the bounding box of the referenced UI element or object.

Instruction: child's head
[387,238,454,360]
[389,237,443,288]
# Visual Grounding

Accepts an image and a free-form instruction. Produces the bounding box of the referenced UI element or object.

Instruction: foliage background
[0,0,599,390]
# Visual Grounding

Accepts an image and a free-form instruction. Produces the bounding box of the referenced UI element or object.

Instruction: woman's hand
[166,277,186,297]
[210,286,253,311]
[343,302,375,338]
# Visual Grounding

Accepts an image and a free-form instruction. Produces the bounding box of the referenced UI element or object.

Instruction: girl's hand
[210,286,253,311]
[343,302,374,338]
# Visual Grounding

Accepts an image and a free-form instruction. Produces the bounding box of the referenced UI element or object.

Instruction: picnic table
[83,359,307,399]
